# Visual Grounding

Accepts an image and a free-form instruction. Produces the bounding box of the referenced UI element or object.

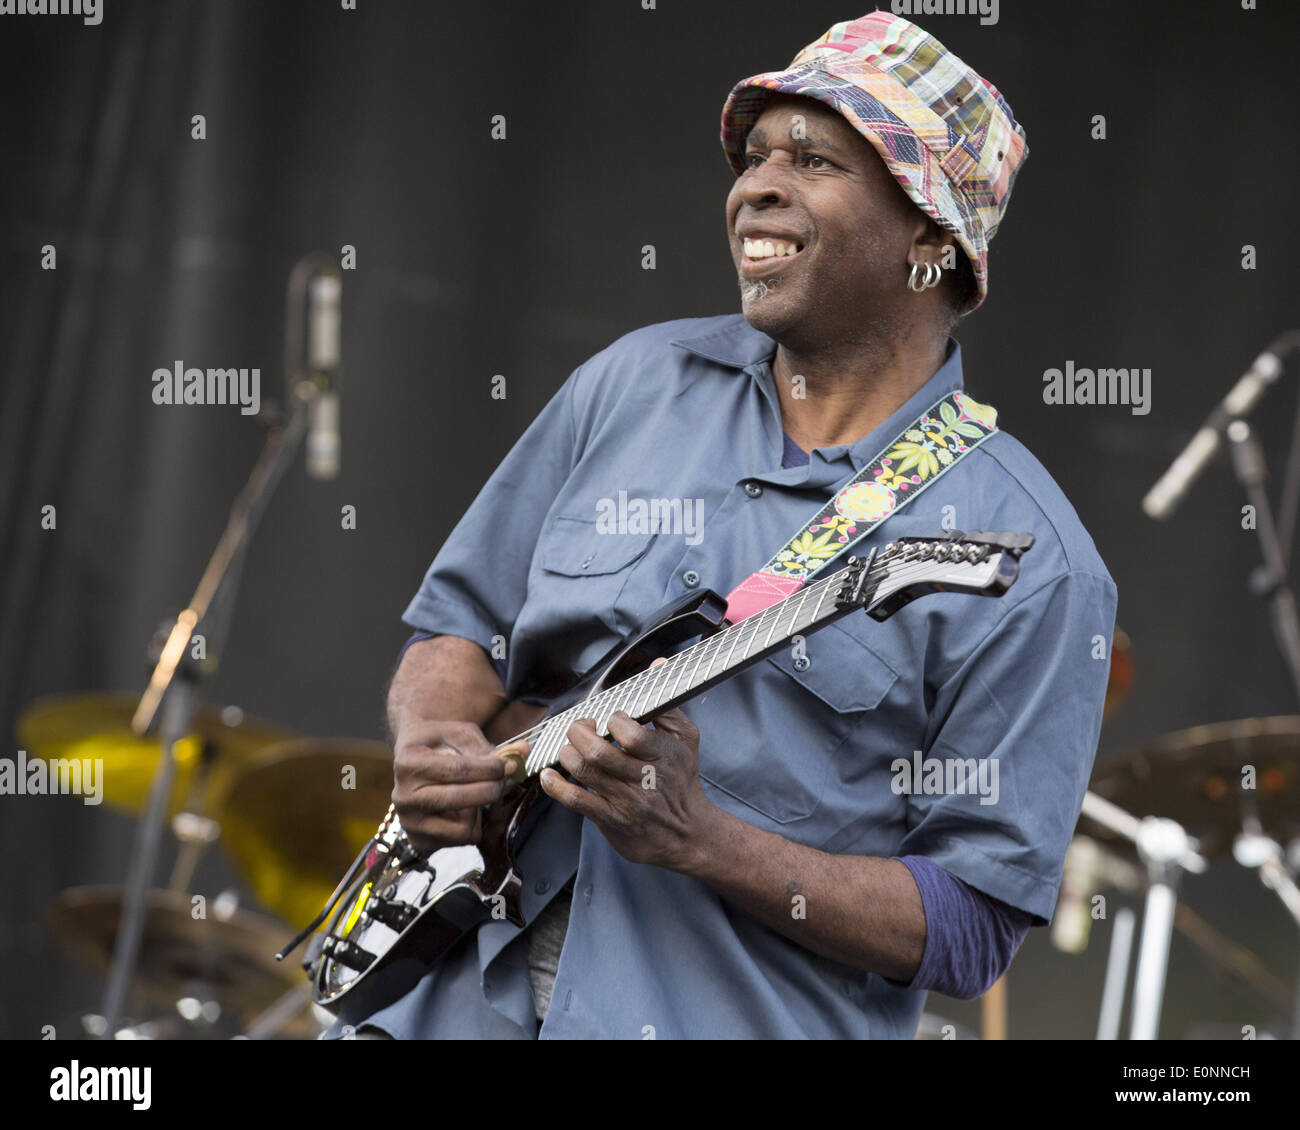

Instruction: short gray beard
[739,277,777,303]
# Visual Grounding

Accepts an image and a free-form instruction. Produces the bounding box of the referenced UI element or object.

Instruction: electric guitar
[285,530,1034,1014]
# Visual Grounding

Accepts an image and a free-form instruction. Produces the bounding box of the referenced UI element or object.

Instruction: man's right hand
[391,720,511,852]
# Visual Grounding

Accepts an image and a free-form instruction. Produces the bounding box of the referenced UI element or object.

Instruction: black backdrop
[1,0,1297,1040]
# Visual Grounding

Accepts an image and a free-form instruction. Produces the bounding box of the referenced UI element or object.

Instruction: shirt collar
[670,316,778,368]
[671,315,967,475]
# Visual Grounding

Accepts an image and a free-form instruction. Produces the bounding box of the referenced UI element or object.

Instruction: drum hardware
[1079,714,1300,1037]
[1089,715,1300,1027]
[168,810,222,894]
[1090,717,1300,859]
[1096,906,1137,1040]
[235,983,316,1040]
[1233,822,1300,929]
[49,885,320,1039]
[1233,822,1300,1039]
[78,1011,204,1041]
[1078,790,1207,1040]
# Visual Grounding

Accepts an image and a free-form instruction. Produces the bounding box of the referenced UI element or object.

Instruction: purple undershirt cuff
[888,854,1034,1000]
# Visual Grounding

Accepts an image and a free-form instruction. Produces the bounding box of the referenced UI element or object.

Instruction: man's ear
[912,217,954,256]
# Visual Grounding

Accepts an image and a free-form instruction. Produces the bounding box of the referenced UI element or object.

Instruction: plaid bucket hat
[720,13,1027,313]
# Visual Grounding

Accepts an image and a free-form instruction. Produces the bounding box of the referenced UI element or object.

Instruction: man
[328,12,1116,1040]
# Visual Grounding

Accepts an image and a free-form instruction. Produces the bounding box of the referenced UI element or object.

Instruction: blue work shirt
[335,313,1116,1040]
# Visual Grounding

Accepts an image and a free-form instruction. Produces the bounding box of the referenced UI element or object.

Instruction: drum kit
[21,692,390,1039]
[1066,669,1300,1041]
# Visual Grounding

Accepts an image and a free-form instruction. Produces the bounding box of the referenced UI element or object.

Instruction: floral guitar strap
[723,390,1000,623]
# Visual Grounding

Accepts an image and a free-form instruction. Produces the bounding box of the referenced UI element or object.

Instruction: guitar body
[311,589,730,1015]
[302,531,1033,1015]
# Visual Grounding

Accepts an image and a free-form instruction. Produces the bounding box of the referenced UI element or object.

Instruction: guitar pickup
[365,896,418,931]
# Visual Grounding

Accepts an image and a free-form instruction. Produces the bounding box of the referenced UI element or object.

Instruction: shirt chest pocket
[531,515,656,663]
[694,622,900,826]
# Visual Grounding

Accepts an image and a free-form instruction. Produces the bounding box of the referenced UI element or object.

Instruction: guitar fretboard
[520,561,860,776]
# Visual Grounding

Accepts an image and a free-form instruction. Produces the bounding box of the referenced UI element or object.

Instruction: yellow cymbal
[212,739,394,929]
[16,692,296,817]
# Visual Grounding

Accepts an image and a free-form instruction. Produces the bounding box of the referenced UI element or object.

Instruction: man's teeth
[743,238,800,260]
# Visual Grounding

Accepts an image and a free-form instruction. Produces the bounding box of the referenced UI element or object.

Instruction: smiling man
[326,12,1116,1041]
[730,92,972,460]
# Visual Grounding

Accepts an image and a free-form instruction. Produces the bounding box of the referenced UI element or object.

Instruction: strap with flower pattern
[723,390,998,623]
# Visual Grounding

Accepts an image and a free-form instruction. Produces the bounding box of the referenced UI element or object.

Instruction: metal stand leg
[99,679,195,1035]
[1080,793,1206,1040]
[1130,872,1179,1040]
[1234,828,1300,1037]
[1129,817,1206,1040]
[1097,906,1135,1040]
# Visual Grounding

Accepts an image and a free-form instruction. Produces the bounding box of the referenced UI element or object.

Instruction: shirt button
[792,655,811,672]
[744,481,763,498]
[682,570,700,588]
[534,878,550,895]
[580,554,594,569]
[583,885,593,905]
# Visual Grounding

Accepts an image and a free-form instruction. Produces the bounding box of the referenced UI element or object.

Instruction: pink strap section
[723,571,803,624]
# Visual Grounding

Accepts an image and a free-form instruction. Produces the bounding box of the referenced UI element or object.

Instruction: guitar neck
[509,528,1031,779]
[518,564,856,776]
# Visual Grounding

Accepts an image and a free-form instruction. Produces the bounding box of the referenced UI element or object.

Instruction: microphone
[305,270,342,480]
[1143,332,1298,520]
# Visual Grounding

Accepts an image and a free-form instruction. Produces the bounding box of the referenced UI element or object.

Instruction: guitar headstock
[836,530,1034,621]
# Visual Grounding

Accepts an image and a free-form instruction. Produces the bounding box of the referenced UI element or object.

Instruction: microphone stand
[1225,419,1300,708]
[98,255,333,1037]
[1226,414,1300,1036]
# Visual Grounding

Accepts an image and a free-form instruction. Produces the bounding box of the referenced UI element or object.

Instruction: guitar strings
[517,548,993,774]
[516,564,852,772]
[514,543,1002,775]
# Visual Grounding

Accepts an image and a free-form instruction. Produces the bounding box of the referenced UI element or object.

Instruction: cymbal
[16,692,296,817]
[213,739,394,929]
[1089,716,1300,856]
[47,885,315,1037]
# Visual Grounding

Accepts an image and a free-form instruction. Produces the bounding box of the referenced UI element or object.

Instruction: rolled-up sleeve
[896,569,1118,923]
[401,368,582,652]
